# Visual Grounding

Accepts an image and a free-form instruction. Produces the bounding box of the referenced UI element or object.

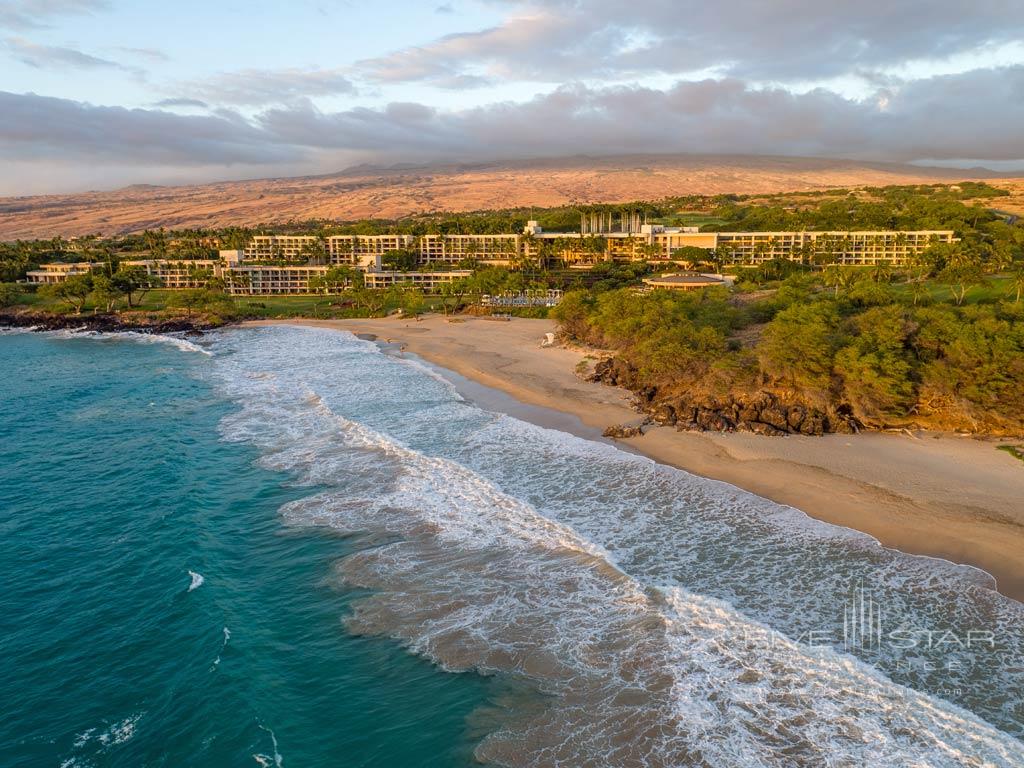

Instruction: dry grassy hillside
[0,154,1017,239]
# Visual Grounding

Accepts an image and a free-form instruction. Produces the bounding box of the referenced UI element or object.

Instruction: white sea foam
[36,327,212,355]
[114,331,212,356]
[187,570,205,591]
[0,325,38,334]
[69,713,142,754]
[253,723,283,768]
[211,626,231,670]
[204,325,1024,766]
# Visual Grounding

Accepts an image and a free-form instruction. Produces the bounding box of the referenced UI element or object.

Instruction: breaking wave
[203,325,1024,766]
[36,327,212,355]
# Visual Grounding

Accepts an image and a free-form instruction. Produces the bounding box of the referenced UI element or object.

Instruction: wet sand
[244,316,1024,601]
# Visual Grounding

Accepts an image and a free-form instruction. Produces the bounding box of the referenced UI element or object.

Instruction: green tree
[822,266,854,297]
[168,288,207,318]
[112,266,163,307]
[347,286,389,316]
[439,278,471,315]
[40,274,92,314]
[847,276,895,307]
[400,287,425,317]
[0,282,20,307]
[937,258,983,306]
[89,274,125,312]
[1007,266,1024,304]
[834,305,916,422]
[381,249,418,271]
[758,301,845,395]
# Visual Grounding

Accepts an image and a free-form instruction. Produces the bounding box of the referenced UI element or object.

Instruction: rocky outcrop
[651,393,845,436]
[602,423,645,439]
[0,310,222,335]
[589,356,860,436]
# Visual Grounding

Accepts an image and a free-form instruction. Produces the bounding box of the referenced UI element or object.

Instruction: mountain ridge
[1,154,1020,240]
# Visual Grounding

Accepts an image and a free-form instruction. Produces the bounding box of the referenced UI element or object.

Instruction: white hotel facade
[28,223,957,294]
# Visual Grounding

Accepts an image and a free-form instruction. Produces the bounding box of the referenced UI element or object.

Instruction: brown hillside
[0,154,1018,240]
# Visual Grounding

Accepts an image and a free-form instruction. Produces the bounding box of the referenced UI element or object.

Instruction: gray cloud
[258,67,1024,164]
[358,0,1024,85]
[177,67,357,106]
[152,97,208,109]
[2,66,1022,195]
[0,0,106,30]
[2,35,135,71]
[0,91,301,165]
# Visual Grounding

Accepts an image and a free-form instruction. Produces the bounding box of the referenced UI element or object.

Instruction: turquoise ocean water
[3,325,1024,767]
[0,331,489,768]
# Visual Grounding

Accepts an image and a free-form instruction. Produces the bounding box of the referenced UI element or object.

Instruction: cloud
[258,67,1024,164]
[357,0,1024,85]
[0,91,301,165]
[116,45,169,62]
[175,67,357,106]
[2,66,1022,194]
[358,11,586,86]
[2,35,135,71]
[0,0,107,30]
[152,97,208,109]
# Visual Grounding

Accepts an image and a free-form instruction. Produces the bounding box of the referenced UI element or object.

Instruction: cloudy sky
[1,0,1023,194]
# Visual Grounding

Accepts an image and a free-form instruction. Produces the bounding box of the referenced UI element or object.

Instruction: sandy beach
[246,315,1024,601]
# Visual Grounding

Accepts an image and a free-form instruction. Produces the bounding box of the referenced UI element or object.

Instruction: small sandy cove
[245,316,1024,602]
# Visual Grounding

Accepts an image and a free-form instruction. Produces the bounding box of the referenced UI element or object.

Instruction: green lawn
[652,212,729,230]
[889,275,1019,306]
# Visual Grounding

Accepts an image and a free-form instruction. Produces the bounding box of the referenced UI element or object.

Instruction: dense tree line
[554,272,1024,435]
[4,182,1020,281]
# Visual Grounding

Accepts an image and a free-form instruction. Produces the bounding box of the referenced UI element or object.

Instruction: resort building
[327,235,415,268]
[521,222,956,267]
[707,230,953,266]
[26,262,97,284]
[363,270,473,290]
[244,235,322,262]
[25,223,959,296]
[122,259,221,289]
[223,265,328,295]
[417,234,522,265]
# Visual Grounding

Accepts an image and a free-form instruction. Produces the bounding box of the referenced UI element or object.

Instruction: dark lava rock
[602,424,644,439]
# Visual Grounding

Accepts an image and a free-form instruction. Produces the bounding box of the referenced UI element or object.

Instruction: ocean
[2,324,1023,767]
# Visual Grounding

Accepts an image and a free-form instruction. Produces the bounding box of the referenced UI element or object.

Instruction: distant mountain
[1,154,1020,240]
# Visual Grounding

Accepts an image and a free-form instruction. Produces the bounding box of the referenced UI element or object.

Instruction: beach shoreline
[243,316,1024,602]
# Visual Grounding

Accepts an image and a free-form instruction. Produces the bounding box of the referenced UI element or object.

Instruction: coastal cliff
[587,356,856,436]
[0,309,222,335]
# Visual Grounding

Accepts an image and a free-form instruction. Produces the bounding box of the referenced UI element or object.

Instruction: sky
[1,0,1023,195]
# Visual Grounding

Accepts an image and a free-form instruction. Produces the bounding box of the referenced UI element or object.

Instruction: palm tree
[910,279,931,307]
[1008,266,1024,304]
[823,265,853,297]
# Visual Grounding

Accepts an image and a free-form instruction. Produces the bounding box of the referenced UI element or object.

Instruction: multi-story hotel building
[124,259,221,289]
[416,234,521,265]
[25,262,96,284]
[707,230,953,266]
[363,269,473,290]
[26,224,958,295]
[327,235,415,268]
[524,222,956,266]
[243,235,322,261]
